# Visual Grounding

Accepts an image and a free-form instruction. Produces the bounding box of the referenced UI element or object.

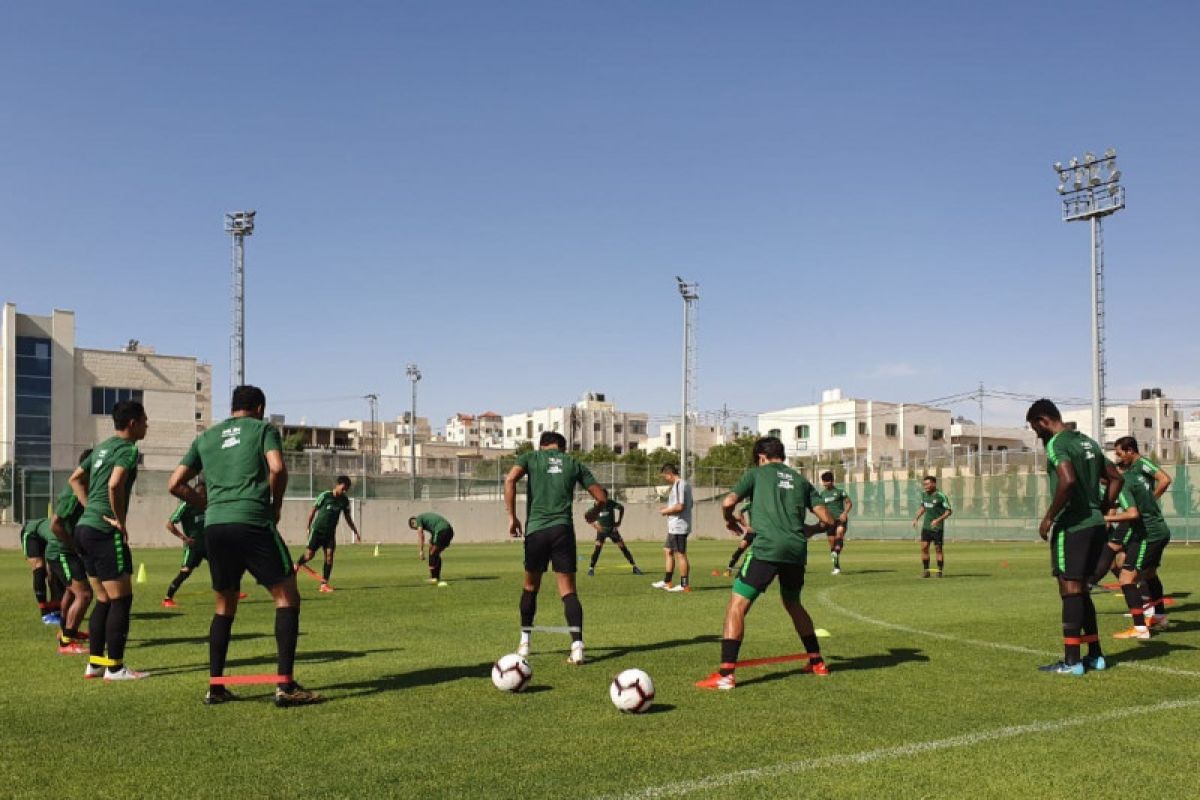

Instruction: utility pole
[224,210,255,394]
[363,393,379,473]
[406,364,421,499]
[675,277,699,485]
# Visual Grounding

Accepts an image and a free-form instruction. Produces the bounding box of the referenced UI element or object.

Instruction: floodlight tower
[363,393,379,471]
[225,210,256,393]
[406,363,421,498]
[675,277,699,485]
[1052,149,1124,444]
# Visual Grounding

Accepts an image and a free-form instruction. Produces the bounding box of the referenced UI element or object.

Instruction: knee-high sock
[519,589,537,628]
[209,614,235,677]
[275,607,300,689]
[429,552,442,580]
[106,595,133,665]
[1081,593,1101,656]
[167,570,191,599]
[1146,575,1166,615]
[589,544,603,568]
[618,545,637,566]
[89,601,110,659]
[32,567,48,606]
[322,561,333,583]
[1062,593,1085,664]
[719,638,742,676]
[562,593,583,643]
[1121,584,1146,627]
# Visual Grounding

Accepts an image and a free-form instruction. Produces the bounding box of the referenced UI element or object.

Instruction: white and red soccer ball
[609,668,655,713]
[491,653,532,692]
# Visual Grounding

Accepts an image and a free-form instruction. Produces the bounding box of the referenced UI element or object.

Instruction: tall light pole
[224,210,255,395]
[363,393,378,472]
[675,277,699,485]
[1052,149,1124,444]
[406,363,421,499]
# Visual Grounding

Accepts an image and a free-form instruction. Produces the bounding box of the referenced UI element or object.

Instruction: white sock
[519,631,531,645]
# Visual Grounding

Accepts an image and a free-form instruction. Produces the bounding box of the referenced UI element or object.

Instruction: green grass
[4,539,1200,798]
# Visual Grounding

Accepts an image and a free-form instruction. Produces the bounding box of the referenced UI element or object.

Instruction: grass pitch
[4,539,1200,798]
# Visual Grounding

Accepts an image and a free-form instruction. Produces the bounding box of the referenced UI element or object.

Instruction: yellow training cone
[136,563,148,584]
[815,628,831,638]
[373,543,381,557]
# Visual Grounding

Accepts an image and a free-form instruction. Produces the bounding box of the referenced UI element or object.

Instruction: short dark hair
[1025,398,1062,423]
[78,448,93,465]
[821,471,834,482]
[660,463,679,476]
[752,436,786,462]
[112,400,146,431]
[408,516,418,529]
[1114,436,1139,453]
[923,475,937,484]
[539,431,567,449]
[231,385,267,413]
[336,475,351,488]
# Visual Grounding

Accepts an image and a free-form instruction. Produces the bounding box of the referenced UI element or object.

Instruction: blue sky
[2,2,1197,432]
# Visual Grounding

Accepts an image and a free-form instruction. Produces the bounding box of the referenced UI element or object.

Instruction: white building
[446,411,504,448]
[949,418,1037,454]
[644,421,730,457]
[1184,413,1200,460]
[1063,388,1182,458]
[758,388,951,466]
[502,392,649,454]
[339,414,433,452]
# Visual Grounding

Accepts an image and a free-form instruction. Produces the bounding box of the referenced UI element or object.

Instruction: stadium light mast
[363,393,379,472]
[1052,149,1124,444]
[675,277,699,485]
[224,210,256,394]
[406,363,421,499]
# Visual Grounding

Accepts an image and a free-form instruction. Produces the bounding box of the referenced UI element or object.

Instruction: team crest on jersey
[548,456,563,474]
[777,473,794,490]
[221,427,241,449]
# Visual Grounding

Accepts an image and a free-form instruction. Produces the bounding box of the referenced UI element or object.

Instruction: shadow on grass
[132,611,181,621]
[640,703,676,715]
[934,573,990,579]
[736,647,928,687]
[321,660,494,697]
[135,631,273,648]
[837,569,897,576]
[1111,640,1200,665]
[588,634,721,663]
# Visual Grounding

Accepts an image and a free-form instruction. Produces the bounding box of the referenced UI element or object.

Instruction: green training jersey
[919,490,951,530]
[1121,469,1171,542]
[517,449,597,535]
[818,486,848,518]
[730,462,823,565]
[170,501,207,542]
[1044,430,1106,534]
[414,512,452,537]
[1132,457,1162,493]
[78,436,139,533]
[594,499,623,532]
[30,518,62,560]
[310,490,350,535]
[180,417,283,528]
[52,485,83,535]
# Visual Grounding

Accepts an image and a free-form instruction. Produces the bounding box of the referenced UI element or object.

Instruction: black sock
[728,548,742,569]
[1147,576,1166,615]
[519,589,537,628]
[296,554,309,568]
[801,633,822,663]
[1081,593,1101,656]
[167,570,191,599]
[664,571,674,584]
[681,574,689,588]
[106,595,133,666]
[589,545,603,569]
[1062,593,1084,664]
[719,638,742,676]
[322,562,333,583]
[429,552,442,580]
[209,614,235,678]
[33,567,48,605]
[1121,584,1145,627]
[922,558,930,570]
[88,601,110,659]
[619,545,636,566]
[1092,547,1117,584]
[936,559,944,574]
[562,593,583,643]
[275,606,300,689]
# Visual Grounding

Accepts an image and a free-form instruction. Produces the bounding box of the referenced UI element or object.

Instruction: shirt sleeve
[805,481,824,511]
[939,492,952,510]
[1117,488,1132,510]
[313,491,329,509]
[576,462,598,490]
[613,500,624,513]
[731,469,755,500]
[263,423,283,454]
[180,437,202,470]
[169,502,188,524]
[116,442,139,470]
[1045,436,1062,468]
[1138,458,1158,479]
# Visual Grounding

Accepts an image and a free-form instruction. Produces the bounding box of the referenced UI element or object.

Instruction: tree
[514,440,533,455]
[282,431,308,453]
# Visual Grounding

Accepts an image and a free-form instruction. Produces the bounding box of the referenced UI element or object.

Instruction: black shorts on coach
[524,525,576,574]
[206,523,295,592]
[75,524,133,581]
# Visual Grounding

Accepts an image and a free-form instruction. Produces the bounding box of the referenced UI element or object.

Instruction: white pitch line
[595,696,1200,800]
[817,589,1200,679]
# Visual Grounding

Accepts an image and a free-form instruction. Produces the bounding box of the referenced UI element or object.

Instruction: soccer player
[1107,436,1172,638]
[18,515,57,624]
[409,512,455,585]
[295,476,360,593]
[162,479,207,607]
[168,384,320,707]
[719,500,754,577]
[696,436,835,690]
[912,476,951,578]
[48,457,93,654]
[1027,398,1123,675]
[504,431,608,664]
[818,471,853,574]
[68,399,148,681]
[586,497,643,576]
[651,463,693,592]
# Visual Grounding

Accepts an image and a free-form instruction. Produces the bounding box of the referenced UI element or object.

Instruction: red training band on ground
[209,674,292,685]
[734,653,821,668]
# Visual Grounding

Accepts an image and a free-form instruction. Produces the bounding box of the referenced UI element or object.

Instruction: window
[15,336,52,467]
[1104,417,1116,428]
[795,424,810,439]
[593,422,602,432]
[537,424,544,432]
[885,424,898,437]
[665,433,672,446]
[196,381,203,391]
[629,442,639,450]
[614,424,623,434]
[831,421,847,436]
[858,422,867,435]
[91,387,144,415]
[914,425,926,436]
[195,411,202,420]
[768,428,781,439]
[614,445,623,455]
[1144,418,1153,428]
[932,428,944,441]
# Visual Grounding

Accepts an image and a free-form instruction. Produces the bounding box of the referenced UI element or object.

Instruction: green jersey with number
[170,501,207,542]
[1121,469,1170,542]
[920,490,951,531]
[1044,430,1106,533]
[517,449,597,534]
[730,462,823,564]
[78,436,139,533]
[310,490,350,536]
[818,486,848,518]
[594,499,623,532]
[180,417,283,528]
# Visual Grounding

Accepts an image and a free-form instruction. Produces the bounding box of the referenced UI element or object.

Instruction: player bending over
[18,513,57,625]
[409,512,455,585]
[295,476,360,593]
[47,453,93,653]
[818,471,852,574]
[586,497,643,576]
[697,436,835,690]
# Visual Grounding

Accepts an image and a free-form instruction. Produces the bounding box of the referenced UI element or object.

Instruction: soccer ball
[609,668,655,713]
[491,653,532,692]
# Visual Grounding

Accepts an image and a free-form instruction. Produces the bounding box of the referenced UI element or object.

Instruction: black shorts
[181,542,207,570]
[1125,536,1169,573]
[75,525,133,581]
[920,528,944,545]
[431,528,455,550]
[524,525,576,574]
[664,534,689,553]
[733,553,806,602]
[20,525,46,559]
[206,523,295,592]
[306,529,336,552]
[594,528,624,544]
[48,552,87,585]
[1050,525,1106,580]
